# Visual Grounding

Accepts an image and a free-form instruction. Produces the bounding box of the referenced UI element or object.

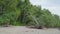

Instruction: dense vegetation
[0,0,60,28]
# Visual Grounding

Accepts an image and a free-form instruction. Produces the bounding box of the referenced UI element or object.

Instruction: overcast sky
[30,0,60,16]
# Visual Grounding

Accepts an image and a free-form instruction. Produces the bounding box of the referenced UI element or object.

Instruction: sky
[30,0,60,16]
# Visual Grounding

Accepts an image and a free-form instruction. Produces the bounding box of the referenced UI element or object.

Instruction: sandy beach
[0,26,60,34]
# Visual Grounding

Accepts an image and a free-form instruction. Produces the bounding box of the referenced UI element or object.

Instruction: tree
[0,0,20,25]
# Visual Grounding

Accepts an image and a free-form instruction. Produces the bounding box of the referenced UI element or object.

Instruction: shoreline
[0,26,60,34]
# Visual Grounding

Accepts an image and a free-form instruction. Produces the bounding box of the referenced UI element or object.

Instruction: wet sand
[0,26,60,34]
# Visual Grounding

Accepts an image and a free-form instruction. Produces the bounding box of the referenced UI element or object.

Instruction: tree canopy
[0,0,60,27]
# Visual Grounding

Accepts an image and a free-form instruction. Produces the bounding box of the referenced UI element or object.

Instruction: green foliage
[0,0,20,25]
[0,0,60,27]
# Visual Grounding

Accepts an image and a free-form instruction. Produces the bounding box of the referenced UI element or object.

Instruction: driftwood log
[27,25,44,29]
